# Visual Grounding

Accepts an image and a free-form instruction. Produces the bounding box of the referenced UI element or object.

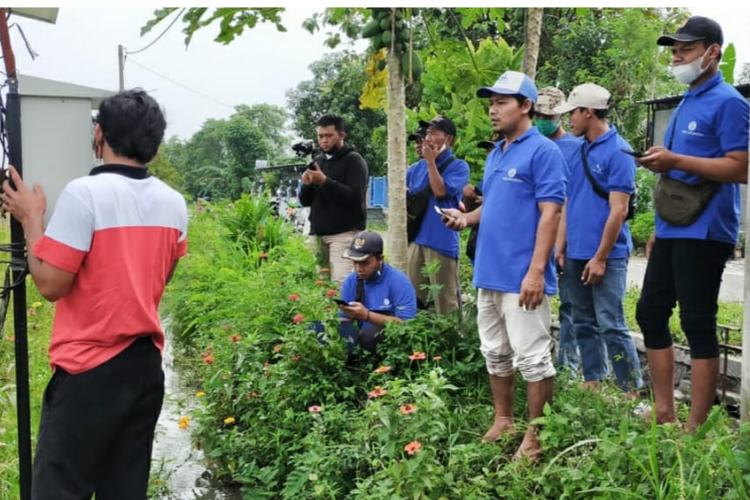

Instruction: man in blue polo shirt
[443,71,567,461]
[337,231,417,353]
[536,86,586,375]
[635,17,749,430]
[406,115,470,314]
[553,83,643,394]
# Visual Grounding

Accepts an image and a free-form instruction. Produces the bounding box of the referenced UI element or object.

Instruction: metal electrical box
[17,74,115,224]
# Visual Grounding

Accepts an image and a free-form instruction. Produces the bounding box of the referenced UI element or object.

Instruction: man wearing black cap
[405,115,470,314]
[336,231,417,353]
[408,124,427,159]
[635,16,749,431]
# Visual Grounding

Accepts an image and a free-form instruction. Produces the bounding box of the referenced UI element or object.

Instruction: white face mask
[671,47,713,85]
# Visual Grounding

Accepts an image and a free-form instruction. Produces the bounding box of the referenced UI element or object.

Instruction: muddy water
[151,329,242,500]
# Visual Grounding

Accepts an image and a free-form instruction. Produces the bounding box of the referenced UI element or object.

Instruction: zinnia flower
[400,404,418,415]
[273,344,283,353]
[325,289,338,297]
[373,366,392,374]
[315,280,324,286]
[223,417,235,425]
[368,386,387,399]
[259,253,268,259]
[291,353,302,362]
[202,355,215,365]
[404,440,422,455]
[408,352,427,361]
[288,294,300,301]
[432,356,443,361]
[293,314,305,324]
[320,268,330,273]
[308,405,323,413]
[228,334,241,342]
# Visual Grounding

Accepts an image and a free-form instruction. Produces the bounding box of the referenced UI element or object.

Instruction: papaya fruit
[377,60,387,71]
[382,30,392,45]
[380,18,391,31]
[401,51,423,80]
[361,20,381,39]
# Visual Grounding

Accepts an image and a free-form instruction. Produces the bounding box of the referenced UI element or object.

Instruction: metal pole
[118,44,125,91]
[741,117,750,422]
[0,8,32,499]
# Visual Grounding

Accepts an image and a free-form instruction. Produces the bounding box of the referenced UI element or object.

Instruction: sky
[5,5,750,142]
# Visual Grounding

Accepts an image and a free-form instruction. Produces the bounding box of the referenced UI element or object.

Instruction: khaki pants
[407,243,460,315]
[311,230,358,286]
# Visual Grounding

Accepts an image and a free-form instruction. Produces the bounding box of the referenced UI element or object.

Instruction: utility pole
[118,44,125,91]
[0,7,32,500]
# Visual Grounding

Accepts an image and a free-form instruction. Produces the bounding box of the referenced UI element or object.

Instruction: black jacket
[299,146,369,236]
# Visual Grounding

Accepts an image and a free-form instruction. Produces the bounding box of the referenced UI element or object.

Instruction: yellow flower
[224,417,236,425]
[31,302,42,309]
[196,391,205,398]
[179,421,189,429]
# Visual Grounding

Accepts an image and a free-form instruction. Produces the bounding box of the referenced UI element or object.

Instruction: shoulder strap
[580,143,608,201]
[418,154,454,196]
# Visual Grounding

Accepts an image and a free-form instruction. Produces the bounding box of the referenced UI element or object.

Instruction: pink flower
[325,289,338,297]
[404,440,422,455]
[315,280,325,286]
[373,366,392,374]
[288,294,300,301]
[228,335,242,342]
[259,253,268,259]
[408,352,427,361]
[308,405,323,413]
[368,386,388,399]
[400,404,418,415]
[202,355,215,365]
[293,314,305,324]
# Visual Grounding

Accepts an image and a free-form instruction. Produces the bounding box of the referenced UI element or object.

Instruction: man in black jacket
[300,115,369,285]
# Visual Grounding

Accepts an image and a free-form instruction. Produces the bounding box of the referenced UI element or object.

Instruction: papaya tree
[522,8,543,79]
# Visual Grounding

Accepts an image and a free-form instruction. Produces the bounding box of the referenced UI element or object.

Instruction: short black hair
[96,89,166,164]
[512,94,535,120]
[317,115,345,133]
[577,107,608,120]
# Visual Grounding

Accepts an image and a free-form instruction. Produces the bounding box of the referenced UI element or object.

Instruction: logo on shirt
[508,169,517,178]
[384,298,391,307]
[595,164,603,174]
[682,120,704,138]
[503,167,523,183]
[688,121,697,131]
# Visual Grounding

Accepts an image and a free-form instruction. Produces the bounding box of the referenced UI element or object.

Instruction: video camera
[292,140,318,170]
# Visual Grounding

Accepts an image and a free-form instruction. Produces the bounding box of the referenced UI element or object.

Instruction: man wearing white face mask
[635,16,749,432]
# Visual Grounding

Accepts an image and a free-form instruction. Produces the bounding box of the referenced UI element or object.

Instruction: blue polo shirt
[406,149,470,259]
[566,126,635,260]
[473,127,567,295]
[339,263,417,329]
[655,73,749,245]
[552,132,582,179]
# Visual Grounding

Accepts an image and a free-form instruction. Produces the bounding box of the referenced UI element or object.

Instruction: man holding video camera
[300,115,369,285]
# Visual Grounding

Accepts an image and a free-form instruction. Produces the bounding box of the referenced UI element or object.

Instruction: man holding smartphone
[336,231,417,353]
[405,115,469,314]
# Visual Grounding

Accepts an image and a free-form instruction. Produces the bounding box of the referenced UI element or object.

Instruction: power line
[127,8,185,56]
[127,57,236,110]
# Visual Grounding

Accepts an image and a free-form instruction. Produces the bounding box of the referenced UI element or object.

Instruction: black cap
[419,115,457,137]
[343,231,383,262]
[657,16,723,47]
[408,124,427,141]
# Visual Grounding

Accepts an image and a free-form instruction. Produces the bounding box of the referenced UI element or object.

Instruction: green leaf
[140,8,179,37]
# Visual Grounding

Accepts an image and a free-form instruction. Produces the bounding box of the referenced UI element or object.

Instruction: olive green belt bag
[654,175,720,226]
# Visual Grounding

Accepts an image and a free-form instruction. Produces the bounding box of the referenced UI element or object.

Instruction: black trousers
[32,336,164,500]
[635,238,733,359]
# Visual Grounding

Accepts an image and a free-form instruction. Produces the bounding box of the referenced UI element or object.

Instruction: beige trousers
[406,243,460,315]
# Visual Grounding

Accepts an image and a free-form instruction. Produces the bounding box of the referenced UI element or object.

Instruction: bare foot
[512,430,542,463]
[482,417,516,443]
[581,381,600,392]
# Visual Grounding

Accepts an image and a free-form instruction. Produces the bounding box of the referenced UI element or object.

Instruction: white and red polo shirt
[33,164,188,374]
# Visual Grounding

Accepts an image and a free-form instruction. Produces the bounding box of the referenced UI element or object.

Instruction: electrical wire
[126,8,186,56]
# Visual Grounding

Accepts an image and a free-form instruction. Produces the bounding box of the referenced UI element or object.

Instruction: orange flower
[293,314,305,324]
[291,353,302,362]
[259,253,268,259]
[308,405,323,413]
[408,352,427,361]
[404,440,422,455]
[223,417,236,425]
[202,355,215,365]
[223,325,233,331]
[373,366,392,374]
[6,335,14,342]
[273,344,283,353]
[228,334,242,342]
[325,289,338,297]
[400,404,418,415]
[432,356,443,361]
[288,294,300,301]
[368,386,388,399]
[251,392,259,398]
[320,268,330,273]
[315,280,325,286]
[178,415,190,429]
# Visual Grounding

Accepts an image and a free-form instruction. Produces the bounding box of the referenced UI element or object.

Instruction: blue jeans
[556,270,580,374]
[566,257,643,391]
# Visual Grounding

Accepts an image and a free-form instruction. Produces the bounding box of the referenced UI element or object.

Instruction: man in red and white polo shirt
[2,89,187,500]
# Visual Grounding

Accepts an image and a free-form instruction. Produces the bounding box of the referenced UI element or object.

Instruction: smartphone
[332,298,350,306]
[433,206,452,218]
[621,148,645,158]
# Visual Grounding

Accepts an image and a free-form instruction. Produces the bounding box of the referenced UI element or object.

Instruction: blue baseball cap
[476,71,538,103]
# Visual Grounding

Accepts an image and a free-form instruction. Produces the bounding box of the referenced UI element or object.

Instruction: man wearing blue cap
[443,71,567,461]
[635,16,749,431]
